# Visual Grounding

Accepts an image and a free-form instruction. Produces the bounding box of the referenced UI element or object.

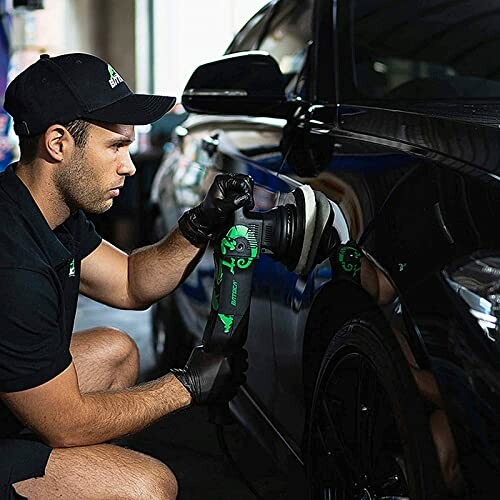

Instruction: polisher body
[198,185,339,423]
[202,185,339,355]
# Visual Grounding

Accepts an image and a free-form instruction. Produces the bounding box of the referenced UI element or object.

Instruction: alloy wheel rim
[311,352,410,499]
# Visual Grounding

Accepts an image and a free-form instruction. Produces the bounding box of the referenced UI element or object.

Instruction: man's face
[55,122,136,214]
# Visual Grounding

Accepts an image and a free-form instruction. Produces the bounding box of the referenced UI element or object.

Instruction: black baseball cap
[4,52,176,136]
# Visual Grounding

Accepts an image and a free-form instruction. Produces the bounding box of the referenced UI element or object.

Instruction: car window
[353,0,500,100]
[225,3,273,54]
[227,0,313,97]
[258,1,312,94]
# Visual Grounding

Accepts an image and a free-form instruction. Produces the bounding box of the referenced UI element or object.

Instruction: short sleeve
[0,268,71,392]
[74,210,102,260]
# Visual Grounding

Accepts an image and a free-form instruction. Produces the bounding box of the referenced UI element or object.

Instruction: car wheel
[306,318,445,500]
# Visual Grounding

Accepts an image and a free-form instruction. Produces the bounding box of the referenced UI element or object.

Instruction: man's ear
[43,124,73,162]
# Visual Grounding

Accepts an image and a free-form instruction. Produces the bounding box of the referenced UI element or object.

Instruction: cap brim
[84,94,176,125]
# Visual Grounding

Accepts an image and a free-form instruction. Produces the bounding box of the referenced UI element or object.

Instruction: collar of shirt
[0,164,72,268]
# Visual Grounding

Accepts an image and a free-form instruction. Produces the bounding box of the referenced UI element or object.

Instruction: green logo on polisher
[218,313,234,334]
[220,225,258,274]
[338,245,361,277]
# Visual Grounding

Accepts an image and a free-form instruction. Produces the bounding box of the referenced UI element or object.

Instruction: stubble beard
[54,148,113,214]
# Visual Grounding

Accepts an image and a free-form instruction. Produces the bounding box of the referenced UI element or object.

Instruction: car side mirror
[182,51,293,118]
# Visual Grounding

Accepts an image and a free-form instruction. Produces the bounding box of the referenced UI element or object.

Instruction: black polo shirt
[0,165,102,437]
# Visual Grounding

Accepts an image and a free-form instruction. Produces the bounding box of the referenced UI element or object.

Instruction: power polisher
[195,184,340,423]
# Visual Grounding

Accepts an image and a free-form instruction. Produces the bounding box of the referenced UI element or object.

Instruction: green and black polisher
[196,184,340,423]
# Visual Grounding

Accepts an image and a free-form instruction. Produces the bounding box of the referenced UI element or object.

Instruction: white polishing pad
[303,190,333,275]
[293,185,316,275]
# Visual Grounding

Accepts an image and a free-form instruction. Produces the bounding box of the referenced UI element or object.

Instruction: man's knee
[106,327,139,364]
[73,326,139,366]
[13,445,178,500]
[70,327,140,392]
[87,327,140,389]
[136,460,178,500]
[110,327,140,387]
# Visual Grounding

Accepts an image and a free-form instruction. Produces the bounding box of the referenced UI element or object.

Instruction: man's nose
[118,153,136,177]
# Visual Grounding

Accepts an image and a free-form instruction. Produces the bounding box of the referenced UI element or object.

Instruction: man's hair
[19,119,91,164]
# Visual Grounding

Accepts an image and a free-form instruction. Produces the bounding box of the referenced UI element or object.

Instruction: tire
[306,318,446,500]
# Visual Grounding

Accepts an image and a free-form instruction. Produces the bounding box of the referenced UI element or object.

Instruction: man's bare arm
[80,174,254,310]
[127,227,204,309]
[80,227,203,310]
[0,362,191,447]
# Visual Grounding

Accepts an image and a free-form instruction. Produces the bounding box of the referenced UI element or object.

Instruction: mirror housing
[182,51,291,118]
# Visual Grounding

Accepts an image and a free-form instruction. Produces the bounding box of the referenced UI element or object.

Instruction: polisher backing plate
[292,185,317,275]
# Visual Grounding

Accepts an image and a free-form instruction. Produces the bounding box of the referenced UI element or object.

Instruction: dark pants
[0,438,52,499]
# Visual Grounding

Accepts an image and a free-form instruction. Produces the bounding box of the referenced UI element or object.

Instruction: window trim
[310,0,337,104]
[225,1,277,54]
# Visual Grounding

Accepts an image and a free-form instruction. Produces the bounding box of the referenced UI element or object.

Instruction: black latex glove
[178,173,254,247]
[171,346,248,405]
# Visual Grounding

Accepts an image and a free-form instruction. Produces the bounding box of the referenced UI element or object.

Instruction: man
[0,53,253,499]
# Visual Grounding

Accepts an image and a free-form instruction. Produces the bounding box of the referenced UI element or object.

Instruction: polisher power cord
[216,424,266,500]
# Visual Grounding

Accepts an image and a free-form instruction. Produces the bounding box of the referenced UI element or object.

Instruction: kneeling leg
[14,443,178,500]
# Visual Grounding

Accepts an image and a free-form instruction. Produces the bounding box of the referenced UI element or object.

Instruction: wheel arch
[302,277,428,402]
[302,279,383,405]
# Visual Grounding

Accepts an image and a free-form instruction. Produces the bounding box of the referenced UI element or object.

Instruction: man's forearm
[56,373,191,447]
[127,227,204,309]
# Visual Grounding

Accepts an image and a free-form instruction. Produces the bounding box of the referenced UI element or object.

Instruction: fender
[302,274,432,407]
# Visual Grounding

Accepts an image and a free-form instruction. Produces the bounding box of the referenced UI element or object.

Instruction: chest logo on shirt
[68,258,76,277]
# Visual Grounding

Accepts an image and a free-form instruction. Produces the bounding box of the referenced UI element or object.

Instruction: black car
[150,1,500,498]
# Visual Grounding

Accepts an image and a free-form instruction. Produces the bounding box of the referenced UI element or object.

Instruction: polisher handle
[202,210,260,352]
[202,209,261,424]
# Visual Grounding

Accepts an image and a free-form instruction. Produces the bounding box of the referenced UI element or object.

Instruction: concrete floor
[74,296,287,500]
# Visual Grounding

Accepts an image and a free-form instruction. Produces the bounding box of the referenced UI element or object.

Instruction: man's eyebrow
[107,134,135,145]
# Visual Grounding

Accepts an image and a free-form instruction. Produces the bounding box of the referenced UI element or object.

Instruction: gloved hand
[178,173,254,247]
[171,346,248,404]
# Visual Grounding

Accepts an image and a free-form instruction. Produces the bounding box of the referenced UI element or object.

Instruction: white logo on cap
[107,64,124,89]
